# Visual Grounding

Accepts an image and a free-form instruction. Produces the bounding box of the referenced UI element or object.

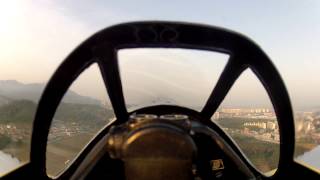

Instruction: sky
[0,0,319,110]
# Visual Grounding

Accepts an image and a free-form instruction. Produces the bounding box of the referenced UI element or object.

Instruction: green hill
[55,103,114,125]
[0,99,115,163]
[0,100,114,126]
[0,100,36,125]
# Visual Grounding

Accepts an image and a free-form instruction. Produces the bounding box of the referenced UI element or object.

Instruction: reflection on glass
[46,64,115,177]
[118,48,229,111]
[212,69,280,175]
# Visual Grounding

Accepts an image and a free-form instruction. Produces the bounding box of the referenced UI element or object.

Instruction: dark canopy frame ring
[30,21,294,179]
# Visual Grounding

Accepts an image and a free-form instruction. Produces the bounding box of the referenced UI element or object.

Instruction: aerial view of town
[214,107,320,145]
[212,107,320,172]
[0,99,115,176]
[1,103,320,175]
[1,0,319,179]
[0,80,320,176]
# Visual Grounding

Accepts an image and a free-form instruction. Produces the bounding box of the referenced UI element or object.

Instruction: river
[297,145,320,170]
[0,151,20,175]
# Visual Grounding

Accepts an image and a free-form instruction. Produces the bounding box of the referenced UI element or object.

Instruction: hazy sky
[0,0,319,109]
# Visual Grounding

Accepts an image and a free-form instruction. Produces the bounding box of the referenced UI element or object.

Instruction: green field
[46,133,94,176]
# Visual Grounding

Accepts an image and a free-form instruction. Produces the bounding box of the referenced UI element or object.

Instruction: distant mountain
[0,100,114,125]
[0,95,12,106]
[0,80,101,105]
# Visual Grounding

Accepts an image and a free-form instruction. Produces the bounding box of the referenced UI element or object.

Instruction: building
[266,121,276,130]
[212,112,220,120]
[244,122,267,129]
